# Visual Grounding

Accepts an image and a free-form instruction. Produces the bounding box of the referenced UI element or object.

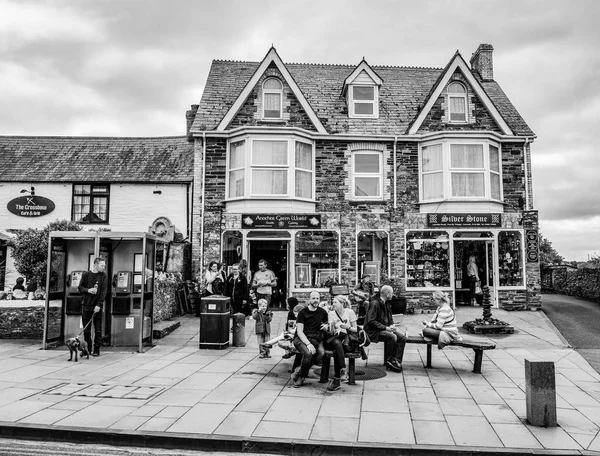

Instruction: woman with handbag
[466,255,480,305]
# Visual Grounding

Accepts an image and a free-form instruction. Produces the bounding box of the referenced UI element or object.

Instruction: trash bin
[199,296,230,349]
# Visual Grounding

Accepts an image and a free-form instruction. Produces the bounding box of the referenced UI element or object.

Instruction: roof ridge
[212,59,444,70]
[0,135,188,140]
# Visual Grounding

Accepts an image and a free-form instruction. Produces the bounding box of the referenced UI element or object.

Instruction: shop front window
[222,231,243,271]
[357,231,389,285]
[294,231,339,288]
[498,231,524,287]
[406,231,451,288]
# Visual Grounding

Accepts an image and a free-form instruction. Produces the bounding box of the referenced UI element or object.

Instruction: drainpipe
[393,136,398,209]
[523,137,530,210]
[199,132,207,273]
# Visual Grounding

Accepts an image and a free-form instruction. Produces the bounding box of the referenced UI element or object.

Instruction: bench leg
[472,349,483,374]
[319,356,330,383]
[348,358,356,385]
[426,344,432,368]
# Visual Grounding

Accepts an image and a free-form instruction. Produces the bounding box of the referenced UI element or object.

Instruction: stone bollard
[232,312,246,347]
[525,359,557,427]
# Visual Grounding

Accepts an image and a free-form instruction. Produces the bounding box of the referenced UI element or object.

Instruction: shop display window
[498,231,524,287]
[406,231,450,288]
[222,231,243,269]
[294,231,339,288]
[357,231,389,285]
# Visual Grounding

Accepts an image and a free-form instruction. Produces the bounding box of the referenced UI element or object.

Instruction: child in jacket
[252,299,273,358]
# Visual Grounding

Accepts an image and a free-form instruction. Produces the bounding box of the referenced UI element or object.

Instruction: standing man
[78,256,108,357]
[291,290,329,388]
[251,259,277,307]
[365,285,406,373]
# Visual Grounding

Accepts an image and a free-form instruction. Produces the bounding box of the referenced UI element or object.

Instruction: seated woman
[325,295,358,388]
[421,290,463,349]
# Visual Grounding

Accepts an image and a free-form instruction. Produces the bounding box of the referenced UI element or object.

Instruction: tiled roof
[192,59,534,137]
[0,136,193,182]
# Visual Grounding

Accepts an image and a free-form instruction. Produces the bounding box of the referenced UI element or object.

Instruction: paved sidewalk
[1,307,600,454]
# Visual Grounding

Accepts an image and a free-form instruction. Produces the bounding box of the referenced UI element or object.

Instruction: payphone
[112,271,132,315]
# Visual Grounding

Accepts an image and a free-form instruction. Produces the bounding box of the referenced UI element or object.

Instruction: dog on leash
[66,336,90,362]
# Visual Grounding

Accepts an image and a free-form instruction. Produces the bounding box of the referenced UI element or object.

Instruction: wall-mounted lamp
[20,186,35,196]
[153,190,162,195]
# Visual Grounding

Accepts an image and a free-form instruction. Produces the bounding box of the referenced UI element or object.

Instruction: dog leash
[76,309,99,338]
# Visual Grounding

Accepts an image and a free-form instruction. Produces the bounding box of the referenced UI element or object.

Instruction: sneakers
[282,352,292,359]
[291,367,305,388]
[385,359,402,373]
[327,377,341,391]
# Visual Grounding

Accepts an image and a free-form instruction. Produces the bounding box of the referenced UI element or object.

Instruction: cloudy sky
[1,0,598,261]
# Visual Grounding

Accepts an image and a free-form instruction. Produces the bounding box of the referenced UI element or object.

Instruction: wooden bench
[278,341,362,385]
[404,334,496,374]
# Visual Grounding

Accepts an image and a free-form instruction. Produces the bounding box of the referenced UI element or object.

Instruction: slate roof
[192,59,534,137]
[0,136,193,182]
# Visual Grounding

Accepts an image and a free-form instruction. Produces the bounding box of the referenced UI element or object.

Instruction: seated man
[291,291,329,388]
[365,285,406,373]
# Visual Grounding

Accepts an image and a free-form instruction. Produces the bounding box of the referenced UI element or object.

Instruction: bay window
[227,136,314,200]
[420,140,502,202]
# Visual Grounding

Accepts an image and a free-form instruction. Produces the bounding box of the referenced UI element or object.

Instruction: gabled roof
[192,51,534,137]
[408,52,513,135]
[0,136,193,183]
[211,47,327,134]
[343,59,383,94]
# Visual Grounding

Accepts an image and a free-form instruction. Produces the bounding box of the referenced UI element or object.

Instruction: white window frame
[226,135,315,201]
[262,78,283,120]
[352,150,384,200]
[349,85,378,119]
[447,82,467,123]
[418,139,503,203]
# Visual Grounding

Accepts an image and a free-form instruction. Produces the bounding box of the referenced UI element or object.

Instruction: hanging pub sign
[526,229,539,263]
[7,195,55,217]
[521,210,539,229]
[427,213,501,227]
[242,214,321,229]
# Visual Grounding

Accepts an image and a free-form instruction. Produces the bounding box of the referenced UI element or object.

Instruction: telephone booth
[43,231,157,352]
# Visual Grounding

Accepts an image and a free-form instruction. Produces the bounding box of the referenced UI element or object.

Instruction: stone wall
[544,268,600,303]
[0,303,60,339]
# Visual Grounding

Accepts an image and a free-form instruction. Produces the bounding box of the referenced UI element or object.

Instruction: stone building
[188,44,541,310]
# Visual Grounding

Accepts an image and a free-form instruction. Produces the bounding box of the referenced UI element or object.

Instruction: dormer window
[448,82,467,122]
[262,78,283,119]
[349,85,378,118]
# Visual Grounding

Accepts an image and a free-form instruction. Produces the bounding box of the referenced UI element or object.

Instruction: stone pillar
[524,359,557,427]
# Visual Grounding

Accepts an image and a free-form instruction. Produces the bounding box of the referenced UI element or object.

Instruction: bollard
[232,312,246,347]
[525,359,557,427]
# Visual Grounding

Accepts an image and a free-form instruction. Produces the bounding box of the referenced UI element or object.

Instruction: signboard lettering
[7,195,55,217]
[427,213,501,227]
[242,214,321,229]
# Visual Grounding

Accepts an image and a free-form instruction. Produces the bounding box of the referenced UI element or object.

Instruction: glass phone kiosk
[44,231,157,352]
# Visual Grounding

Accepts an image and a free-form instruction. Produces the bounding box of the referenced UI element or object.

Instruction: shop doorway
[248,239,289,309]
[453,239,496,307]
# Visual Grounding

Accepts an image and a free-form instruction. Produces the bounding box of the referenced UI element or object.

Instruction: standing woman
[466,255,479,305]
[225,263,249,317]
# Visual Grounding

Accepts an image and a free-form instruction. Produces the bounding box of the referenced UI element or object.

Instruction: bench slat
[406,335,496,350]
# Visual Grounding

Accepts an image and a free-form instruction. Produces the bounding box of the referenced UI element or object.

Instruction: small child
[252,299,273,358]
[263,301,305,358]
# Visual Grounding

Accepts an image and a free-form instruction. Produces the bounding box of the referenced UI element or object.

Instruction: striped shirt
[429,304,459,337]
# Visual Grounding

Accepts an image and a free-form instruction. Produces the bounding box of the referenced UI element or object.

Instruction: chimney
[470,44,494,81]
[186,104,199,142]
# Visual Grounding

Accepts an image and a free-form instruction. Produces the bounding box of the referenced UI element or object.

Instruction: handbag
[475,281,483,295]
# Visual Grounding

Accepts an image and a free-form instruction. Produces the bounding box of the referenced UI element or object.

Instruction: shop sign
[526,229,539,263]
[6,195,55,217]
[427,213,501,227]
[522,210,539,229]
[242,213,321,229]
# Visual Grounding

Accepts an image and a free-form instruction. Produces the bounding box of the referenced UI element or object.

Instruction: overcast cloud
[1,0,598,261]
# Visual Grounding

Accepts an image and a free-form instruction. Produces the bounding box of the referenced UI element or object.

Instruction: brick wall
[545,268,600,303]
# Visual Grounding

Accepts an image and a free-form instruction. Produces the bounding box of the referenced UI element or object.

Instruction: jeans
[325,335,345,378]
[82,308,102,353]
[293,337,324,377]
[257,333,270,355]
[256,293,271,306]
[379,329,407,363]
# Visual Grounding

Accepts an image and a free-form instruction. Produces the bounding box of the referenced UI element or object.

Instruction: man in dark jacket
[78,256,108,357]
[365,285,406,373]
